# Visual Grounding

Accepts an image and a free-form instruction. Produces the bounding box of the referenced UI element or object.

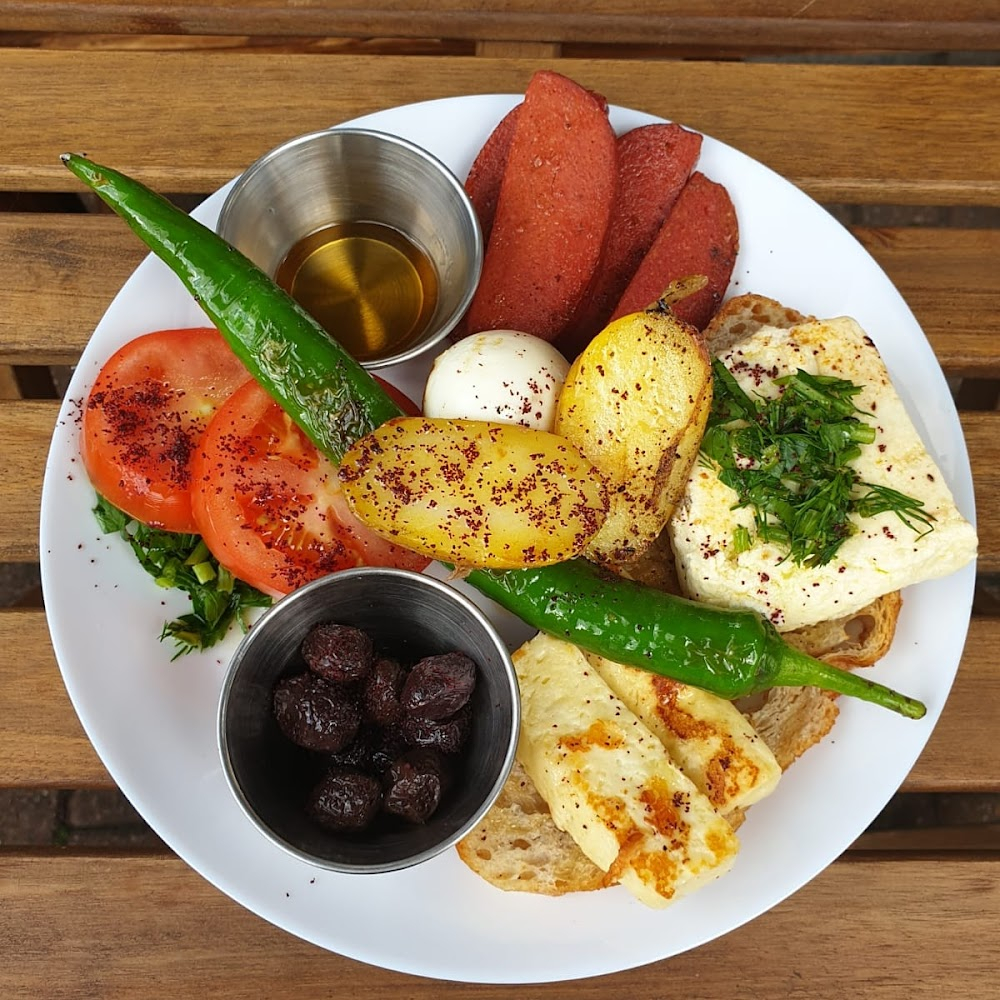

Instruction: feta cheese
[669,317,978,631]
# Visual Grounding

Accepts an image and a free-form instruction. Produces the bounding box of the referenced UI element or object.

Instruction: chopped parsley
[93,495,271,659]
[700,359,935,567]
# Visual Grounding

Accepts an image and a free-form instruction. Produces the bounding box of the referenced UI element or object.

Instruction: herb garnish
[93,495,271,658]
[700,359,935,567]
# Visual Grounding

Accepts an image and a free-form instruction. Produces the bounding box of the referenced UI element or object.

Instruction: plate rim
[39,90,977,984]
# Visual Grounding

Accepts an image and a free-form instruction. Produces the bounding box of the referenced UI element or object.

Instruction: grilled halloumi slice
[585,655,781,815]
[670,316,978,631]
[513,632,739,909]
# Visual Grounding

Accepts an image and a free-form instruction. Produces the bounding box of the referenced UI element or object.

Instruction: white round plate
[40,94,976,984]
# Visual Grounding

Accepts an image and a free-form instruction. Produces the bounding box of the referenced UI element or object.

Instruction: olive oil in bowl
[276,221,439,364]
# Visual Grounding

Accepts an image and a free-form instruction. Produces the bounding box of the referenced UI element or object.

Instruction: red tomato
[81,327,251,532]
[190,379,429,597]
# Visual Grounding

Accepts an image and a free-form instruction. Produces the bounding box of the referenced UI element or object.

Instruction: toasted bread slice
[456,759,610,895]
[458,294,907,896]
[784,590,902,669]
[739,686,840,771]
[701,292,813,356]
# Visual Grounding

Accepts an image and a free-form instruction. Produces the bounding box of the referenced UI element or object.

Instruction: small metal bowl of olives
[218,567,519,874]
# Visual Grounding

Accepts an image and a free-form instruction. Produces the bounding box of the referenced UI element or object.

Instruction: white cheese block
[513,632,739,908]
[669,317,978,631]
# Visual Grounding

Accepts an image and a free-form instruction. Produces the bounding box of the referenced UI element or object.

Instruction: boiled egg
[422,330,570,431]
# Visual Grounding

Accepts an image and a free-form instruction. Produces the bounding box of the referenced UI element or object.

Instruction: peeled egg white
[422,330,570,431]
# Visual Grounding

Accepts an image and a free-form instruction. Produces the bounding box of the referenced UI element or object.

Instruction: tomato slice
[190,379,429,597]
[81,327,251,532]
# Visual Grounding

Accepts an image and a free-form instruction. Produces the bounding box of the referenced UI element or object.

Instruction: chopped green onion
[92,495,271,659]
[191,561,217,585]
[703,366,934,566]
[732,525,752,554]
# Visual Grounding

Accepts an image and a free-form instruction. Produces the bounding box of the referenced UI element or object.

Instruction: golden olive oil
[275,221,438,363]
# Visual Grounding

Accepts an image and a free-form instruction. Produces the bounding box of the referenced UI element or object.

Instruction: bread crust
[456,760,610,895]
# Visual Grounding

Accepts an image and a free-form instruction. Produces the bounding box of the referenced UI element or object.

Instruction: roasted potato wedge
[554,303,713,565]
[338,417,608,570]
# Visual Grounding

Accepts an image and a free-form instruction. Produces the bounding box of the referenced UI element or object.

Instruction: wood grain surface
[1,20,998,997]
[2,52,998,204]
[2,851,997,998]
[4,217,999,373]
[3,0,1000,50]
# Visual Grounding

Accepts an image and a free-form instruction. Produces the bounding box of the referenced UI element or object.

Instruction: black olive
[307,768,382,832]
[272,672,361,752]
[401,652,476,719]
[301,622,373,683]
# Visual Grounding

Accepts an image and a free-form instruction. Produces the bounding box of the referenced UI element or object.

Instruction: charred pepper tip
[769,640,927,720]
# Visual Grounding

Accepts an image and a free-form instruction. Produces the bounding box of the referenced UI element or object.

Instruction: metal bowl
[216,127,482,369]
[218,567,518,873]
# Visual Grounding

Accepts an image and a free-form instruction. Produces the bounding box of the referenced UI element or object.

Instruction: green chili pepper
[467,560,923,713]
[62,152,926,720]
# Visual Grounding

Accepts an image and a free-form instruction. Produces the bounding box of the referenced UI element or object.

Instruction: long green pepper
[62,152,926,720]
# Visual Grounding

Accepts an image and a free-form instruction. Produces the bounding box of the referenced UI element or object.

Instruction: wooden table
[2,5,999,997]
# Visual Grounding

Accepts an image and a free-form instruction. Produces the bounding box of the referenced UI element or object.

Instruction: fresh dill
[93,495,271,659]
[700,360,935,567]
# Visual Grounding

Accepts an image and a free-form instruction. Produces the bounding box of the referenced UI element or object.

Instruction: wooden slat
[1,851,997,998]
[0,400,54,562]
[5,216,999,372]
[853,227,1000,379]
[2,0,999,51]
[475,39,561,58]
[962,412,1000,574]
[906,617,1000,793]
[854,824,1000,850]
[2,52,998,204]
[0,214,143,366]
[0,31,470,55]
[4,606,996,791]
[0,609,111,788]
[0,364,21,399]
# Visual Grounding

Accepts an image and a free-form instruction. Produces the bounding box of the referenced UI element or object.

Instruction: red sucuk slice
[465,103,522,249]
[557,122,703,358]
[464,88,610,249]
[610,171,739,332]
[464,69,617,343]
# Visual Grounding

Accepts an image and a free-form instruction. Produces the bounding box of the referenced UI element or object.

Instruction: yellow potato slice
[555,303,712,565]
[338,417,608,570]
